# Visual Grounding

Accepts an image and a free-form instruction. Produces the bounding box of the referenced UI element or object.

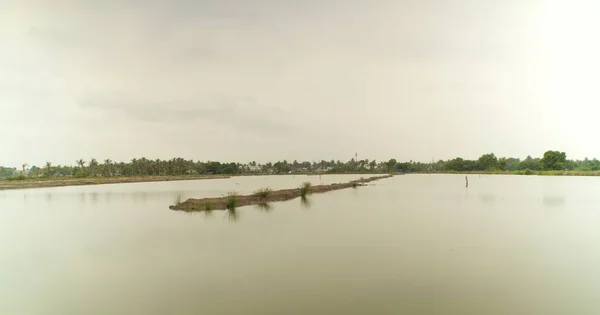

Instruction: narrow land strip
[0,175,230,191]
[170,175,393,212]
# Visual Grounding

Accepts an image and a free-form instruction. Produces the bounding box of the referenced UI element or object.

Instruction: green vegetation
[300,196,311,208]
[6,174,26,181]
[225,192,239,210]
[3,149,600,181]
[253,187,272,200]
[300,182,312,197]
[173,194,182,206]
[256,202,272,212]
[396,150,600,174]
[204,201,213,211]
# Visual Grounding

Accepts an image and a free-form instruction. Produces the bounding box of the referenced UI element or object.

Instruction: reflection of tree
[543,196,565,207]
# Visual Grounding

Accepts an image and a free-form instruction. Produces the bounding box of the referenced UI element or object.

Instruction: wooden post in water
[465,175,469,187]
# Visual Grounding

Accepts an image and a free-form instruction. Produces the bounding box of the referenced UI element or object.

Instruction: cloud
[79,93,298,136]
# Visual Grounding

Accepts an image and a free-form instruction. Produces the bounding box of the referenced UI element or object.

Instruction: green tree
[519,155,540,170]
[44,161,52,178]
[477,153,498,170]
[540,150,567,170]
[387,159,397,173]
[89,158,99,176]
[369,160,376,172]
[103,159,113,176]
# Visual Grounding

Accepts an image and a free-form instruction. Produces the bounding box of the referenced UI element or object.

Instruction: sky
[1,0,600,167]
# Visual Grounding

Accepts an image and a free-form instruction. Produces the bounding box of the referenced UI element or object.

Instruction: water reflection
[226,208,239,222]
[479,193,497,204]
[300,196,312,209]
[90,192,98,203]
[543,196,566,207]
[255,202,273,212]
[203,209,214,219]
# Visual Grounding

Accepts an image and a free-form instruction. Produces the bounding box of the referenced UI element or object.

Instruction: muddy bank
[170,175,393,211]
[0,175,230,191]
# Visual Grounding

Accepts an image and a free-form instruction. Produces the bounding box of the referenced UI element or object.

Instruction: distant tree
[89,158,99,176]
[386,159,397,172]
[76,159,86,169]
[477,153,498,170]
[540,150,567,170]
[369,160,376,172]
[519,155,540,170]
[44,161,52,178]
[103,159,113,176]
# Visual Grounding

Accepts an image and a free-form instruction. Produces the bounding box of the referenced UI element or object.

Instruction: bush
[6,174,26,181]
[253,187,272,199]
[300,182,312,197]
[225,191,238,210]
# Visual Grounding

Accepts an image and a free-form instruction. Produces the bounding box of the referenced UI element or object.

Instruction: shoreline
[0,175,231,191]
[170,174,393,212]
[410,170,600,176]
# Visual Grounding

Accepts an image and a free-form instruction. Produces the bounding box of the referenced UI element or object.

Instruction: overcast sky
[1,0,599,166]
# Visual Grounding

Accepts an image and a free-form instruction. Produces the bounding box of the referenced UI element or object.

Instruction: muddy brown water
[1,174,600,314]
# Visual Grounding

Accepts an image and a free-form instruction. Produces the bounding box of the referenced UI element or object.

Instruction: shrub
[253,187,272,199]
[300,182,312,197]
[225,191,238,210]
[6,174,26,181]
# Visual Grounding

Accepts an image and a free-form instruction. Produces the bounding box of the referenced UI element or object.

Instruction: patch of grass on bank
[5,174,26,181]
[225,191,239,210]
[253,187,272,200]
[173,193,182,206]
[300,182,311,197]
[513,169,535,175]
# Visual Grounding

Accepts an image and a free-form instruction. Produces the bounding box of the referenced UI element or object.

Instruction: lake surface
[2,174,600,314]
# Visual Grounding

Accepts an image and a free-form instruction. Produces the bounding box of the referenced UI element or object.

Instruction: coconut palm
[103,159,112,176]
[89,158,99,177]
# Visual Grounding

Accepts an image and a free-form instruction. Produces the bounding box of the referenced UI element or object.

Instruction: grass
[351,182,358,188]
[5,174,26,181]
[253,187,272,199]
[225,191,239,210]
[204,201,213,211]
[173,193,182,206]
[300,182,312,197]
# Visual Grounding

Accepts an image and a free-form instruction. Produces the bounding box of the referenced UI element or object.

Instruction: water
[2,174,600,314]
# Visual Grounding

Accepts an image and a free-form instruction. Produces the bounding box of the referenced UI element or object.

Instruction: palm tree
[22,163,28,175]
[103,159,112,176]
[76,159,86,169]
[131,158,138,175]
[89,158,99,177]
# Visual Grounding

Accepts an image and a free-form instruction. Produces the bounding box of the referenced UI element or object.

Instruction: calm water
[2,174,600,314]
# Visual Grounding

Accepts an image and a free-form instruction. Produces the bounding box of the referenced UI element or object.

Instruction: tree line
[3,157,397,178]
[399,150,597,173]
[1,150,596,179]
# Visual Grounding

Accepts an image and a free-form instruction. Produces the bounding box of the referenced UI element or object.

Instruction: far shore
[0,175,231,191]
[411,170,600,176]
